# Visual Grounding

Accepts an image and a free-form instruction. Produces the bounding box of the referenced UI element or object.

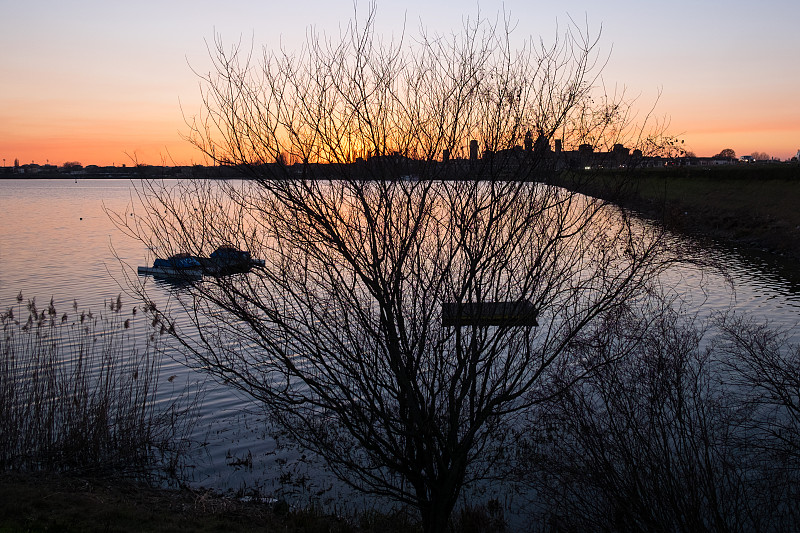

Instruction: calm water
[2,178,799,507]
[0,179,342,504]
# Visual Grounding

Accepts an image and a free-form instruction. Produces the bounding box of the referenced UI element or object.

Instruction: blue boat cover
[153,255,201,269]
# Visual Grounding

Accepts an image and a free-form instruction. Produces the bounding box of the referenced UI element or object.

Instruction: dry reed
[1,293,197,482]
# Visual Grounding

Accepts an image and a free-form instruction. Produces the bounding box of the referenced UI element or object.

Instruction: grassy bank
[0,473,363,533]
[0,472,482,532]
[566,163,800,261]
[0,472,512,532]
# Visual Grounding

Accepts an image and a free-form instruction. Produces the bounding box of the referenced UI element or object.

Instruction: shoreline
[0,472,414,532]
[5,164,800,270]
[632,165,800,260]
[560,164,800,276]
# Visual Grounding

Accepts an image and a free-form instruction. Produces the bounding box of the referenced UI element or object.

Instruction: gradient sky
[2,0,799,167]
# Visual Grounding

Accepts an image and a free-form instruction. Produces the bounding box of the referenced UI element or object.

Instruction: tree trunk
[421,497,457,533]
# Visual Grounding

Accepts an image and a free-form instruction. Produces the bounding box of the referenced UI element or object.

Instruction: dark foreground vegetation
[0,473,510,532]
[5,4,800,531]
[0,295,193,478]
[0,473,428,533]
[4,292,800,531]
[0,297,503,532]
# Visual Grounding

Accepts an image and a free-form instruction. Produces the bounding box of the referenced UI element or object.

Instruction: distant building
[469,140,479,161]
[533,133,550,156]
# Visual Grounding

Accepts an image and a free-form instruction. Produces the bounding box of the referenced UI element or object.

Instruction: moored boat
[197,246,265,275]
[138,247,264,279]
[137,254,203,279]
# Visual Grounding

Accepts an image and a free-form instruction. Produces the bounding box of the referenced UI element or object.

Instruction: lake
[0,178,348,506]
[2,178,799,511]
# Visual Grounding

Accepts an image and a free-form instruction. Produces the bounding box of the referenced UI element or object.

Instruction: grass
[631,165,800,248]
[561,163,800,262]
[0,472,432,532]
[0,472,511,532]
[0,472,350,532]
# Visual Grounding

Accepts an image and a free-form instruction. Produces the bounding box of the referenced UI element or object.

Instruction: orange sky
[2,1,799,167]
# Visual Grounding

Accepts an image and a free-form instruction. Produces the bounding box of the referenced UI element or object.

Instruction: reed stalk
[1,293,197,482]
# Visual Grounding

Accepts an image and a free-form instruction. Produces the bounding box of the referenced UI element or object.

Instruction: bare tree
[115,6,676,531]
[717,316,800,513]
[518,300,755,531]
[515,301,800,532]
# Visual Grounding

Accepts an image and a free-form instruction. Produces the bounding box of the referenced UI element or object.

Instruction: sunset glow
[2,1,799,167]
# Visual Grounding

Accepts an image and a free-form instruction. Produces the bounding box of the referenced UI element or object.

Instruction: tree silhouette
[517,303,800,531]
[714,148,736,159]
[115,6,677,531]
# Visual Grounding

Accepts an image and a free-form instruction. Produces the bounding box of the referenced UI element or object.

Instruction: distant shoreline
[5,163,799,264]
